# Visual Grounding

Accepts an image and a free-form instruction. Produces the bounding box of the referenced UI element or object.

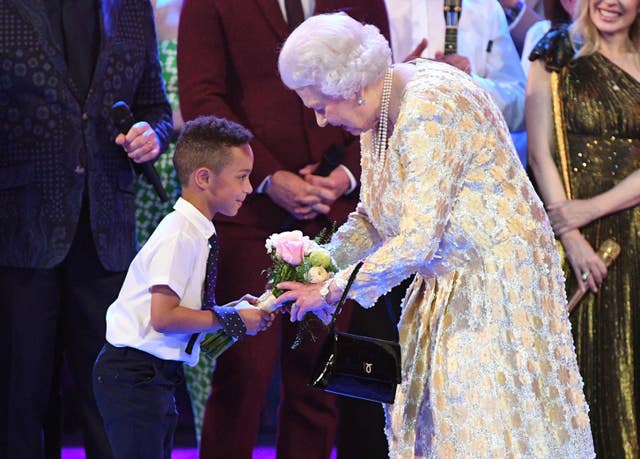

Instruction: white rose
[306,266,329,284]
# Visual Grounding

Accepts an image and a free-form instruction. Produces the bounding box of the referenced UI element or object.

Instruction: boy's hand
[235,302,274,335]
[226,294,260,308]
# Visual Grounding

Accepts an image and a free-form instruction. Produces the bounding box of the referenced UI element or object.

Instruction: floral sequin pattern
[329,60,594,458]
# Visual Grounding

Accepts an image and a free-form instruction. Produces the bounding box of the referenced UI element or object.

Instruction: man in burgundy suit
[178,1,389,457]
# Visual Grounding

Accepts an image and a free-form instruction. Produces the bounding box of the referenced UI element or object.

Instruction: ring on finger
[581,271,590,282]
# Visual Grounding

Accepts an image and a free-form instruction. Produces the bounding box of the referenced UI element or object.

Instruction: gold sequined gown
[558,52,640,458]
[327,60,594,458]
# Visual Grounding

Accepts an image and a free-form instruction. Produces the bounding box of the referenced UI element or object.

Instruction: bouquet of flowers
[201,229,337,359]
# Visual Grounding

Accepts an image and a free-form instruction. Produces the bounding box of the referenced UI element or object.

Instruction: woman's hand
[559,230,607,293]
[546,199,599,236]
[276,281,329,322]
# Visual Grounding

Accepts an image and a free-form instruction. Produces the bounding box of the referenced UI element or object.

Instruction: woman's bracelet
[319,279,334,305]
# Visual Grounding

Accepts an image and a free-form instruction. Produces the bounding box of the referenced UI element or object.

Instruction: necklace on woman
[374,67,394,166]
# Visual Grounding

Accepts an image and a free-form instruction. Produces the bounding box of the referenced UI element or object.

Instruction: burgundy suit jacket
[178,0,390,230]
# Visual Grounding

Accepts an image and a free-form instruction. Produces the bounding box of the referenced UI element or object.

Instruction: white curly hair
[278,12,392,99]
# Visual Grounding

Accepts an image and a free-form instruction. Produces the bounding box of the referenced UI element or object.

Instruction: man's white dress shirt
[386,0,526,133]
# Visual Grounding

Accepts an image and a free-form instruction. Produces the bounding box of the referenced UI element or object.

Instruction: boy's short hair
[173,116,253,186]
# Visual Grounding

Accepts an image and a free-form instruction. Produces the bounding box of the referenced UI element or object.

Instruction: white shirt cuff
[508,4,527,30]
[256,175,272,194]
[340,165,357,195]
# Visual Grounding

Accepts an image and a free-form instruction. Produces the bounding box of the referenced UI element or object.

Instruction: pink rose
[270,231,307,265]
[278,239,305,265]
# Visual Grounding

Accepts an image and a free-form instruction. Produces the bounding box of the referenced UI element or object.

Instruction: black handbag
[309,262,402,404]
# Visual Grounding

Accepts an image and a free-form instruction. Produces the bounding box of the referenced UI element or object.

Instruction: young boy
[92,116,272,458]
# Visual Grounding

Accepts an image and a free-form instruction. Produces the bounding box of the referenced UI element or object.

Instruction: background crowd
[0,0,638,458]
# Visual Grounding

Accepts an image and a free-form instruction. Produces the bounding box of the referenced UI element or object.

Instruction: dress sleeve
[326,202,383,270]
[336,85,476,307]
[527,23,574,72]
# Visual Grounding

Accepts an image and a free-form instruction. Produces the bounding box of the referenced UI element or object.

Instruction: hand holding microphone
[111,101,169,202]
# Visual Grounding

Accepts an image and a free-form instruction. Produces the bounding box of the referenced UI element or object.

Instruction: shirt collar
[173,197,216,241]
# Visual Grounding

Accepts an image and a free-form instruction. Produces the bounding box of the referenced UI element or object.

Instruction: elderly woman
[275,12,594,457]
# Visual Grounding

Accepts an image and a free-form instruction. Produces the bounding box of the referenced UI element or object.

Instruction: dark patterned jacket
[0,0,172,270]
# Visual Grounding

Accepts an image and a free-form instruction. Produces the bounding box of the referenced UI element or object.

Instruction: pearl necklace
[374,67,394,166]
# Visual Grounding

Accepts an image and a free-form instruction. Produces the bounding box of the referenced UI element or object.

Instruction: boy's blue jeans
[93,343,183,459]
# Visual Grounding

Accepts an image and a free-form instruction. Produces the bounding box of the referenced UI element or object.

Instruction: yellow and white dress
[327,60,594,458]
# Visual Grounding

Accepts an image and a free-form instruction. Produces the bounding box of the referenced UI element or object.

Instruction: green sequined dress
[558,52,640,458]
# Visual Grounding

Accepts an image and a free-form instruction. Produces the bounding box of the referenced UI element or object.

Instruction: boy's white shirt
[105,197,215,366]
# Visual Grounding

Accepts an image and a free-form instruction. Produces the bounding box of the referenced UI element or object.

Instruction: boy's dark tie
[185,234,219,354]
[202,233,219,309]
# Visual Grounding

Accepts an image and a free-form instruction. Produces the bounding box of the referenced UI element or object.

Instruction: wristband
[212,306,247,339]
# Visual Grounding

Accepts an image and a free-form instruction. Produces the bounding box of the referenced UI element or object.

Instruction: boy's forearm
[151,305,223,334]
[150,286,222,334]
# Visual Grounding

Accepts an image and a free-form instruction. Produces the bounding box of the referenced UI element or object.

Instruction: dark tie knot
[209,233,218,249]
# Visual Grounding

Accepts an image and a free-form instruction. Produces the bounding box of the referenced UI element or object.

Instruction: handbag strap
[328,261,364,330]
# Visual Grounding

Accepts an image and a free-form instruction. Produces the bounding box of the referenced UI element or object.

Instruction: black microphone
[281,143,346,230]
[111,101,169,202]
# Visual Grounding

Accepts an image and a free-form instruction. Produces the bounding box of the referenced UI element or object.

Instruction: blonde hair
[278,12,391,99]
[570,0,640,58]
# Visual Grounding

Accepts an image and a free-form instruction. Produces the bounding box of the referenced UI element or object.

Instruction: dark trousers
[93,344,183,459]
[0,206,125,459]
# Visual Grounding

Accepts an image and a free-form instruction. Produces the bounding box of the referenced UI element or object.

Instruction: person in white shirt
[92,116,273,458]
[498,0,544,55]
[386,0,528,165]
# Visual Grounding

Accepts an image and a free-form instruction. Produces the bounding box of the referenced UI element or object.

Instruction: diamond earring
[357,96,365,106]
